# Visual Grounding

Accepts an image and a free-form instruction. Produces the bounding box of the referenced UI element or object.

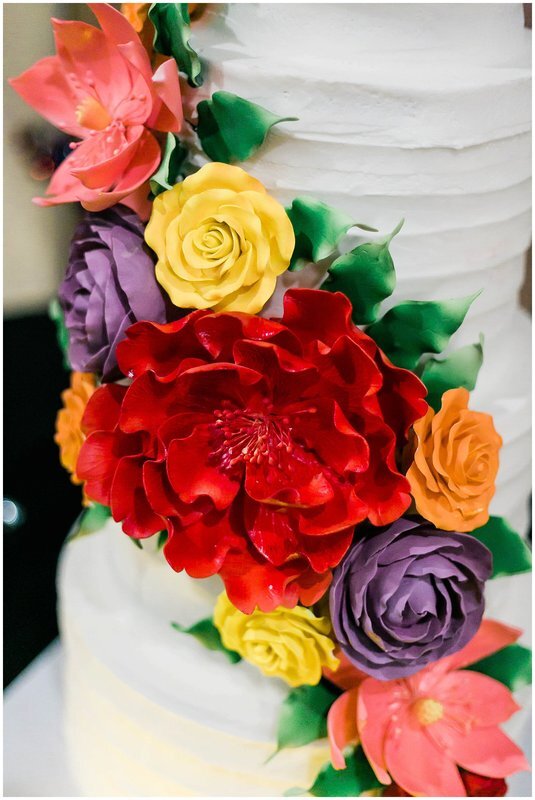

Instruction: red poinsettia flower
[77,289,427,612]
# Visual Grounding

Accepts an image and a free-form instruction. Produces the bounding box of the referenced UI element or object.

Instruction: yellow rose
[145,162,295,314]
[407,387,502,532]
[213,593,339,687]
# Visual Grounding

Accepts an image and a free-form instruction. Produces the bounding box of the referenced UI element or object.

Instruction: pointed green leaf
[149,3,203,87]
[130,538,143,550]
[157,530,168,550]
[150,134,188,196]
[287,746,382,797]
[420,337,484,411]
[273,682,339,757]
[321,220,403,323]
[197,91,297,164]
[67,503,111,542]
[49,298,71,371]
[467,644,532,691]
[469,516,532,579]
[366,292,480,370]
[172,618,242,663]
[286,197,358,270]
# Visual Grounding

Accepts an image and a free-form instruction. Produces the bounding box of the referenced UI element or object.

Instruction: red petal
[299,526,353,572]
[292,399,369,475]
[163,510,242,578]
[116,311,209,382]
[281,288,353,348]
[76,429,140,504]
[82,383,127,435]
[243,499,299,566]
[167,424,241,510]
[245,441,334,508]
[233,339,317,405]
[110,454,163,538]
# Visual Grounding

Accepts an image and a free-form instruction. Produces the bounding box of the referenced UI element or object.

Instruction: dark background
[4,315,84,686]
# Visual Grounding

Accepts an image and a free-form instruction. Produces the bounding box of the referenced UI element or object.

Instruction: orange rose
[407,387,502,532]
[55,372,96,485]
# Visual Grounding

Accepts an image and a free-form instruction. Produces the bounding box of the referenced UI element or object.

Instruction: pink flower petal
[88,2,153,84]
[69,125,145,190]
[436,724,530,779]
[327,689,360,770]
[435,670,521,727]
[357,678,394,785]
[9,56,85,137]
[148,57,183,133]
[384,710,467,796]
[438,619,522,673]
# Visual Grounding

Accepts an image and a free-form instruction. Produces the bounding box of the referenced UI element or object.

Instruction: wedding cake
[11,3,531,797]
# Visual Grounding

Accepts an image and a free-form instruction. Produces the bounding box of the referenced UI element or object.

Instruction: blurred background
[3,3,94,687]
[3,3,532,688]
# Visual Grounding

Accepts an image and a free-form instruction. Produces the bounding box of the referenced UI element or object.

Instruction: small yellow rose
[145,163,295,314]
[213,592,339,687]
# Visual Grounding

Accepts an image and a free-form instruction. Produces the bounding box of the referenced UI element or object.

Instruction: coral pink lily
[9,3,181,218]
[327,620,530,797]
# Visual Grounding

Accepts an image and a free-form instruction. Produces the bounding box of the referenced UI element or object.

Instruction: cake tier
[58,521,532,797]
[59,3,531,796]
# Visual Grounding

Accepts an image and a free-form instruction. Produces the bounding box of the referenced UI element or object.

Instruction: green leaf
[420,337,484,411]
[366,292,480,370]
[286,746,382,797]
[49,298,70,371]
[172,618,242,664]
[67,503,111,542]
[149,3,203,87]
[197,91,297,164]
[130,538,143,550]
[467,644,532,691]
[469,516,532,579]
[272,682,339,757]
[287,197,357,270]
[321,220,403,323]
[157,530,168,550]
[150,134,188,196]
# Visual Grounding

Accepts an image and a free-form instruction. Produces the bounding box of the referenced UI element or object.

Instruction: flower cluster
[76,288,427,612]
[13,4,529,797]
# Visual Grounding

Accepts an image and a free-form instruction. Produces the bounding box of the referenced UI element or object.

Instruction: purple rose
[329,517,492,680]
[59,206,179,382]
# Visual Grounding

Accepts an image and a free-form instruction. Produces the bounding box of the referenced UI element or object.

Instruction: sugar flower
[327,619,529,796]
[55,371,97,484]
[76,289,427,612]
[59,205,180,382]
[407,387,502,532]
[214,592,339,686]
[329,517,492,679]
[9,3,181,218]
[145,163,295,314]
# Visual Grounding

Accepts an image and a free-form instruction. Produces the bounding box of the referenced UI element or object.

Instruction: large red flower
[77,289,427,612]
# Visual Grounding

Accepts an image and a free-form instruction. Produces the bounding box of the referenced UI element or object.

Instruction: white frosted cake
[57,3,531,796]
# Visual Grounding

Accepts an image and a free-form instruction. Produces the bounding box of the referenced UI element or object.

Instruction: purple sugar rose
[59,206,179,382]
[329,517,492,680]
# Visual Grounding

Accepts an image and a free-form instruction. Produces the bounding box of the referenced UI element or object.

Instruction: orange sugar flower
[406,387,502,532]
[55,372,97,484]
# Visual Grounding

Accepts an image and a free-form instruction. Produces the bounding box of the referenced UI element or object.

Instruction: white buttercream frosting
[58,4,532,795]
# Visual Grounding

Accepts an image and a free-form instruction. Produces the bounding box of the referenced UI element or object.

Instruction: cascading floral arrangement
[12,4,532,797]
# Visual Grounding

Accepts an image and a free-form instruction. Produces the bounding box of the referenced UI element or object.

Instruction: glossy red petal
[110,454,163,538]
[167,424,241,511]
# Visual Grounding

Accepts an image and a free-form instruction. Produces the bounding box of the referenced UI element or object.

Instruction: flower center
[412,697,444,726]
[211,407,293,470]
[75,95,112,131]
